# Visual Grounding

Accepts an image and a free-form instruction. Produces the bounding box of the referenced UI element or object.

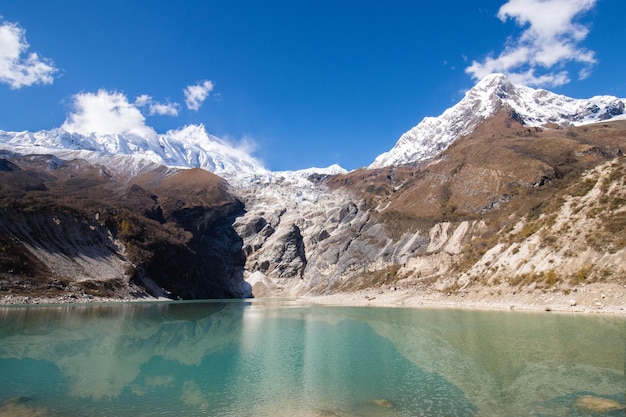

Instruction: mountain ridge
[0,124,267,182]
[369,73,626,169]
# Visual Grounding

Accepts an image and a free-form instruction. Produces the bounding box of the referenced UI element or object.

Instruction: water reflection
[361,308,626,416]
[0,301,624,416]
[0,302,242,400]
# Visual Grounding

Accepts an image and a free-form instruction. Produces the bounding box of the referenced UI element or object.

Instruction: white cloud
[150,102,180,116]
[0,20,57,89]
[134,94,152,107]
[465,0,597,87]
[236,136,259,155]
[134,94,180,116]
[184,80,214,111]
[62,90,156,138]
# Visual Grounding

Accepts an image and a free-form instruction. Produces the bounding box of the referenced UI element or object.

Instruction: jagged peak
[465,74,520,105]
[168,123,208,137]
[473,73,511,89]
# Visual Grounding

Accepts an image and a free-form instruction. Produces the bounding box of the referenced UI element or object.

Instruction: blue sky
[1,0,625,171]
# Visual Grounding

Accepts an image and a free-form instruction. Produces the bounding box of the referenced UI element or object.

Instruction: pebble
[372,399,393,408]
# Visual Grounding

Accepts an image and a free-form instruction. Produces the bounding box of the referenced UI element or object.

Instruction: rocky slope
[362,118,626,300]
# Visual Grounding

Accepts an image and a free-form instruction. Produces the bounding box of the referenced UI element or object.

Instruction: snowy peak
[473,73,516,98]
[482,73,626,125]
[463,73,625,124]
[0,124,267,181]
[369,73,626,169]
[157,124,267,178]
[276,164,348,178]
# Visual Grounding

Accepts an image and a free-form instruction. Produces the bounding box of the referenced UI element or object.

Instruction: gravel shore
[303,282,626,315]
[2,282,625,315]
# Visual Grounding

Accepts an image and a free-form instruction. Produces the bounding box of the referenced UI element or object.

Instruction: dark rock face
[0,208,132,299]
[0,159,19,172]
[136,201,249,299]
[274,225,307,278]
[601,99,625,119]
[245,223,307,279]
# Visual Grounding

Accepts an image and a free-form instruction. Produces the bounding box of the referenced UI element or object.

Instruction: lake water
[0,300,624,416]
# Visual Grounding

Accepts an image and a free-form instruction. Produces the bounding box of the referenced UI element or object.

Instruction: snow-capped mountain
[0,123,351,187]
[0,124,268,182]
[369,73,626,169]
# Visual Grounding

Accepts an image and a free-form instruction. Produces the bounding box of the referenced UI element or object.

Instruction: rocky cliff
[1,117,624,302]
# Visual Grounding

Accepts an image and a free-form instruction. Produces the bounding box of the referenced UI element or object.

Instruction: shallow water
[0,300,624,416]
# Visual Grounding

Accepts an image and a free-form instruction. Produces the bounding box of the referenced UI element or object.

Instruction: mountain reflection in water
[0,300,624,416]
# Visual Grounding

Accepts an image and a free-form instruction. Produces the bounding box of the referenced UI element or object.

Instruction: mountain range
[1,73,624,178]
[1,74,625,305]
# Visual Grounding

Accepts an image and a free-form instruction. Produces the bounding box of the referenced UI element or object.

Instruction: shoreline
[2,282,626,315]
[303,282,626,315]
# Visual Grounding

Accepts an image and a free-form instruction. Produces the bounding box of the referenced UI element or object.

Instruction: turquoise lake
[0,300,624,416]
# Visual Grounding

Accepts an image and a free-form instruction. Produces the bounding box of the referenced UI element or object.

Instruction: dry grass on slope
[457,156,625,305]
[388,119,623,223]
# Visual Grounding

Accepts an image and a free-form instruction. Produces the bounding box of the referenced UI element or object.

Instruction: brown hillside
[0,154,246,300]
[330,112,625,238]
